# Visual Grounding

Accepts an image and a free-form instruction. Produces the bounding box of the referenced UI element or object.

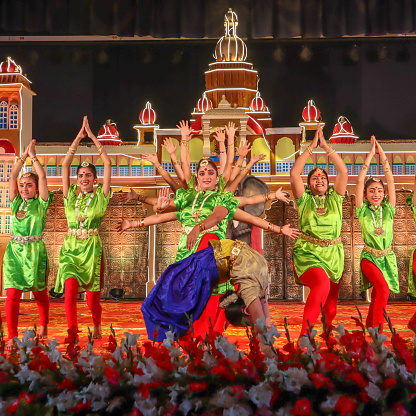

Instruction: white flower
[320,393,342,412]
[398,364,413,382]
[107,397,124,412]
[22,328,36,342]
[202,350,218,368]
[46,391,77,412]
[247,382,273,407]
[122,332,141,350]
[223,404,252,416]
[133,396,158,416]
[15,363,41,390]
[0,355,14,373]
[276,405,295,416]
[179,399,193,415]
[380,357,397,378]
[209,386,237,408]
[161,331,175,348]
[366,382,382,401]
[59,359,79,381]
[215,337,242,362]
[333,323,346,338]
[259,320,281,346]
[278,367,311,394]
[359,360,381,384]
[264,357,279,380]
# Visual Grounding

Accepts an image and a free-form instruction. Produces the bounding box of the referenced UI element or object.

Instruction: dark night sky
[1,37,416,142]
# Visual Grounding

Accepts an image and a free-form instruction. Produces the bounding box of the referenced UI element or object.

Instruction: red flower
[0,370,9,383]
[334,396,357,416]
[104,365,122,386]
[392,333,416,372]
[68,399,91,414]
[290,398,312,415]
[189,381,207,393]
[57,378,77,391]
[310,373,333,391]
[107,334,117,352]
[6,392,35,414]
[209,363,236,381]
[350,316,365,330]
[233,384,244,398]
[392,403,411,416]
[382,378,397,390]
[345,371,368,389]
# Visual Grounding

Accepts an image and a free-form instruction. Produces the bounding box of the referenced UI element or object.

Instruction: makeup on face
[18,177,38,200]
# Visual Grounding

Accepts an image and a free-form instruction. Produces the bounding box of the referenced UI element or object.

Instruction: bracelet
[31,157,39,164]
[67,147,76,156]
[235,164,242,169]
[218,150,226,154]
[135,219,145,228]
[18,157,25,163]
[361,165,369,171]
[97,145,104,155]
[267,222,275,232]
[180,140,189,148]
[138,194,147,203]
[155,165,164,173]
[307,146,313,155]
[326,148,336,156]
[156,206,166,213]
[383,168,391,173]
[198,222,206,232]
[242,167,250,174]
[172,160,180,166]
[263,193,270,202]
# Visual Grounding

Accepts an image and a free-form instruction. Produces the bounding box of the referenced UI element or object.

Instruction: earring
[94,179,98,184]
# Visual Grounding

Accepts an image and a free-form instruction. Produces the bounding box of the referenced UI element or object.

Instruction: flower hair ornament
[81,161,90,167]
[22,173,32,178]
[200,159,209,167]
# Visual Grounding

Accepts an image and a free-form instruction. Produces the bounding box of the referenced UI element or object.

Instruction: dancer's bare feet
[93,324,102,339]
[5,338,18,352]
[38,325,48,340]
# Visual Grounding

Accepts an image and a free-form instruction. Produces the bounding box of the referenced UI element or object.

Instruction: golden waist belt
[68,228,99,240]
[364,244,392,258]
[301,233,341,247]
[11,235,42,244]
[181,225,219,235]
[229,239,246,270]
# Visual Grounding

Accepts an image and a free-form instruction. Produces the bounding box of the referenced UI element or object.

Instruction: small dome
[0,139,17,155]
[214,9,247,62]
[97,119,122,146]
[302,100,321,122]
[139,101,157,125]
[250,92,266,112]
[196,92,213,113]
[330,116,358,143]
[0,57,21,74]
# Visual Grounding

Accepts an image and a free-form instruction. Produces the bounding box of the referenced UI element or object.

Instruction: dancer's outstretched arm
[222,122,236,182]
[229,140,251,182]
[27,140,49,201]
[162,137,187,187]
[236,187,290,207]
[213,128,227,175]
[356,136,376,208]
[177,120,192,183]
[233,208,301,240]
[375,139,395,207]
[9,141,31,201]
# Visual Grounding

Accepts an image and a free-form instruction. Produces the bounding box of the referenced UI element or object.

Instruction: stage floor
[1,299,415,351]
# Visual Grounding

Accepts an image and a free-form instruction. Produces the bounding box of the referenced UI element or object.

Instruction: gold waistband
[68,228,99,240]
[364,244,392,258]
[229,239,246,270]
[181,225,219,235]
[301,233,342,247]
[11,235,42,244]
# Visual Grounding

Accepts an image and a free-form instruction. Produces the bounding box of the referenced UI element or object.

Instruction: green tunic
[293,186,344,284]
[356,200,398,293]
[406,193,416,296]
[54,184,111,293]
[3,192,54,292]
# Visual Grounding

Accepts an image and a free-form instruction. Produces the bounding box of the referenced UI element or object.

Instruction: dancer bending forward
[290,125,348,336]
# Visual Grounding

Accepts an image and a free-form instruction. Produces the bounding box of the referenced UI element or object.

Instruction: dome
[214,9,247,62]
[97,119,122,146]
[0,57,22,74]
[196,92,213,113]
[139,101,157,125]
[249,92,266,112]
[0,139,17,155]
[302,100,321,122]
[330,116,358,143]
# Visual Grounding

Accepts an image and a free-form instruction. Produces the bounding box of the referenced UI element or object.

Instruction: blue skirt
[141,246,219,341]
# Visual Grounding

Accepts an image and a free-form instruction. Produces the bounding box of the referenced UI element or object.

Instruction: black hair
[196,158,218,173]
[307,167,329,186]
[76,163,97,178]
[364,176,385,193]
[20,171,39,187]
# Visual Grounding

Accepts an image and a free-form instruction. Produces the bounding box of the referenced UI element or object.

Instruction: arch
[355,156,364,164]
[120,157,128,165]
[275,137,295,161]
[84,157,92,164]
[406,155,415,163]
[393,155,402,164]
[306,157,313,164]
[189,137,203,161]
[72,158,80,166]
[47,157,56,165]
[96,158,103,165]
[252,137,270,160]
[344,156,351,164]
[132,158,141,165]
[317,156,326,164]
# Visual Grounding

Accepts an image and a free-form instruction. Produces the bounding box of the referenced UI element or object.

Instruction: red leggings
[64,278,102,330]
[408,251,416,328]
[299,267,341,335]
[191,233,228,337]
[361,259,390,331]
[6,288,49,340]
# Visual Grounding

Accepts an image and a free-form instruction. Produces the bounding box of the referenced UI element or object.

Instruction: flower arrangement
[0,312,416,416]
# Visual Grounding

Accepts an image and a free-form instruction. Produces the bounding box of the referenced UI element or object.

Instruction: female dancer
[54,116,111,339]
[3,139,53,350]
[356,136,398,332]
[290,125,348,336]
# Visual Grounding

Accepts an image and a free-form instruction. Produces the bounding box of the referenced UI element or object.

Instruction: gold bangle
[267,222,274,232]
[138,219,145,227]
[218,150,226,154]
[18,157,25,163]
[31,157,39,164]
[235,164,242,169]
[307,146,313,155]
[67,147,76,156]
[172,160,180,166]
[327,148,336,156]
[180,140,189,148]
[155,165,164,173]
[382,159,389,165]
[138,194,147,203]
[198,222,206,232]
[263,193,270,202]
[383,168,391,173]
[242,167,250,174]
[156,206,166,213]
[97,146,104,155]
[361,165,368,171]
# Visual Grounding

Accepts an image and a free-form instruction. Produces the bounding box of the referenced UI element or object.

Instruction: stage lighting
[273,46,285,62]
[377,45,389,60]
[110,288,125,301]
[300,45,312,62]
[348,44,360,62]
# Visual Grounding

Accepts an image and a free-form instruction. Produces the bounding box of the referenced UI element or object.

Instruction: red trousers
[64,278,102,330]
[191,233,228,337]
[299,267,341,335]
[361,259,390,332]
[6,288,49,340]
[408,251,416,329]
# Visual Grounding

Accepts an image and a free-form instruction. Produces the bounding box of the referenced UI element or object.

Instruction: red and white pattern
[329,116,358,143]
[302,100,321,122]
[139,101,157,125]
[0,57,22,74]
[97,120,122,146]
[250,91,266,112]
[196,92,213,113]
